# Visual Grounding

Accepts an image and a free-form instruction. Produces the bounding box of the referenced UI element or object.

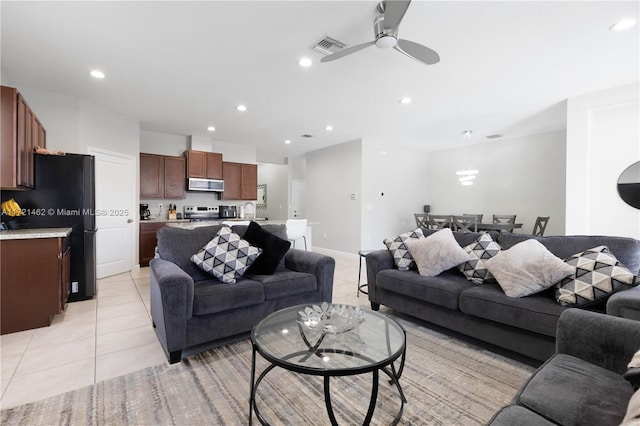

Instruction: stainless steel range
[183,206,219,221]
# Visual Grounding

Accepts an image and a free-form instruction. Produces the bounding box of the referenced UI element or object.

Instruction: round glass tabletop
[252,303,405,375]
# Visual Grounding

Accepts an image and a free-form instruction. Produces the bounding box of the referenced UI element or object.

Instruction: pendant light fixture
[456,130,478,186]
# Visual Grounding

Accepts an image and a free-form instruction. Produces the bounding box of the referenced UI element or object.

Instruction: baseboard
[312,246,359,259]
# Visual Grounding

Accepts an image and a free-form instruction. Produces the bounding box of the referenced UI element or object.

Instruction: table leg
[324,376,339,426]
[363,369,380,424]
[249,344,257,426]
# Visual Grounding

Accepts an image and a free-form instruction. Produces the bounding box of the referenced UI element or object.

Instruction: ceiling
[1,1,638,160]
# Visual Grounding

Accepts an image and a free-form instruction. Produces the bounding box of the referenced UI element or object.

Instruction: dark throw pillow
[243,221,291,275]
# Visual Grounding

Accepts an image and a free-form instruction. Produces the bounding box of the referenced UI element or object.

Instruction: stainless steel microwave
[187,178,224,192]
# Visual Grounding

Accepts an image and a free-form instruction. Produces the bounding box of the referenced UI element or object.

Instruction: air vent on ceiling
[301,134,314,138]
[486,134,503,140]
[312,35,346,55]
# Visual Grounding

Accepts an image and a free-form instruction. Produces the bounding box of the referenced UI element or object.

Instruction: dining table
[475,222,523,232]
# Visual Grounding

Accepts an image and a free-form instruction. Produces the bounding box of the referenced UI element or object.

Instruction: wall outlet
[72,281,79,293]
[350,193,357,200]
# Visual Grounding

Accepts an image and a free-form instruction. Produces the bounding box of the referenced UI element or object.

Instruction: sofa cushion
[517,353,634,426]
[459,284,566,337]
[192,278,265,315]
[157,225,224,282]
[191,226,262,284]
[484,239,575,298]
[496,233,640,276]
[377,269,474,310]
[249,269,317,300]
[242,221,291,275]
[458,232,502,284]
[383,228,425,271]
[555,246,639,308]
[406,229,469,277]
[488,405,556,426]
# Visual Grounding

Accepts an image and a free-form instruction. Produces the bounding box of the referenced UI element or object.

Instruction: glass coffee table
[249,303,406,425]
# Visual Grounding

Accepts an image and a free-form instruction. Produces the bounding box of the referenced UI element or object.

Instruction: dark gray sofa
[489,308,640,426]
[366,230,640,361]
[150,223,335,363]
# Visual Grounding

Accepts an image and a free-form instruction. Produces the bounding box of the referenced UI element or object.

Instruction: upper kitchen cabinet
[1,86,46,189]
[186,150,222,179]
[140,153,185,199]
[222,162,257,200]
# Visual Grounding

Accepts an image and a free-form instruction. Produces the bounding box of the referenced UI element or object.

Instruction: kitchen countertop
[0,227,73,240]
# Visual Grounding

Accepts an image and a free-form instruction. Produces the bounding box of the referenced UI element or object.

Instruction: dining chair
[286,218,308,250]
[463,213,483,223]
[493,214,517,233]
[532,216,550,236]
[452,215,478,232]
[428,215,452,230]
[414,213,430,229]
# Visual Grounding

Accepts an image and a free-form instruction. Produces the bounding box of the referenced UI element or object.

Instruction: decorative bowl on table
[298,302,365,334]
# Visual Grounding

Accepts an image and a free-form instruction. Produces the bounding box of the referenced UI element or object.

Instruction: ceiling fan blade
[395,39,440,65]
[382,0,411,31]
[320,40,376,63]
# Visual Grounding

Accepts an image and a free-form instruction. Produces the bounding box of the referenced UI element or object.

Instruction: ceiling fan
[321,0,440,65]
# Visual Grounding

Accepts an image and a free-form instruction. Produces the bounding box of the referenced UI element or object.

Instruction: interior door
[88,147,135,278]
[291,179,306,218]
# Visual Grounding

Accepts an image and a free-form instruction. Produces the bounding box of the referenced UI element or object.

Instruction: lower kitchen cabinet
[1,235,70,335]
[139,221,166,266]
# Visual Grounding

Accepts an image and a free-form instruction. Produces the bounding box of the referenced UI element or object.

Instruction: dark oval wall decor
[618,161,640,209]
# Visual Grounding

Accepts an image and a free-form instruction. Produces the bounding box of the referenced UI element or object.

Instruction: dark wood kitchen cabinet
[1,85,46,190]
[140,153,185,199]
[139,221,166,266]
[1,235,70,335]
[186,150,223,179]
[222,162,257,200]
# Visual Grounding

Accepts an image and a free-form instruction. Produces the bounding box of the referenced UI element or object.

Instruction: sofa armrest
[284,249,335,303]
[365,249,395,303]
[556,308,640,375]
[150,258,195,353]
[608,285,640,321]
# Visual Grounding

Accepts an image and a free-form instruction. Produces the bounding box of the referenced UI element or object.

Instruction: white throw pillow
[406,228,470,277]
[484,239,575,298]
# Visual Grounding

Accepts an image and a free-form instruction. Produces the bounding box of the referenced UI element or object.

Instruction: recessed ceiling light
[298,57,312,68]
[610,18,637,31]
[207,126,215,132]
[399,97,412,104]
[236,104,247,112]
[90,70,105,79]
[284,139,291,144]
[325,125,333,131]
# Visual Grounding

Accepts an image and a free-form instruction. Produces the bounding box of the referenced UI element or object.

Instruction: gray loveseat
[365,229,640,362]
[150,223,335,363]
[489,308,640,426]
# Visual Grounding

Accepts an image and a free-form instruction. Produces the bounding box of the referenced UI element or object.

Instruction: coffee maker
[140,204,151,220]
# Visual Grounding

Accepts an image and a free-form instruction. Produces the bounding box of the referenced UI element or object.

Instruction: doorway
[88,147,136,278]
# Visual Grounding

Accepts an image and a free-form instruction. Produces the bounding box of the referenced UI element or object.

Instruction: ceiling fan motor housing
[374,14,398,48]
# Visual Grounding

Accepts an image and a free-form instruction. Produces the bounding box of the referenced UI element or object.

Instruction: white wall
[425,131,567,236]
[257,162,288,220]
[361,138,430,250]
[566,83,640,239]
[305,139,362,253]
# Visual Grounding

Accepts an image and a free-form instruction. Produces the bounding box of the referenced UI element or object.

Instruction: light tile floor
[0,250,366,410]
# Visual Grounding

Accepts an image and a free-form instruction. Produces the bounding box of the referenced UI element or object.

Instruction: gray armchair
[490,309,640,425]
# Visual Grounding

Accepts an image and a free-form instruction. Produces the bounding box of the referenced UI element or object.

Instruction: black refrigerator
[2,153,97,301]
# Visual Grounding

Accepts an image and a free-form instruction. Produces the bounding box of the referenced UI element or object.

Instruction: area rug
[1,315,534,425]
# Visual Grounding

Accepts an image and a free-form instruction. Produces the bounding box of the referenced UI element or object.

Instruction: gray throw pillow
[484,239,575,298]
[406,228,470,277]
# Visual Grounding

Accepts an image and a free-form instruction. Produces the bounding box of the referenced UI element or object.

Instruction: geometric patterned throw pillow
[383,228,425,271]
[457,232,502,284]
[555,246,639,307]
[191,226,262,284]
